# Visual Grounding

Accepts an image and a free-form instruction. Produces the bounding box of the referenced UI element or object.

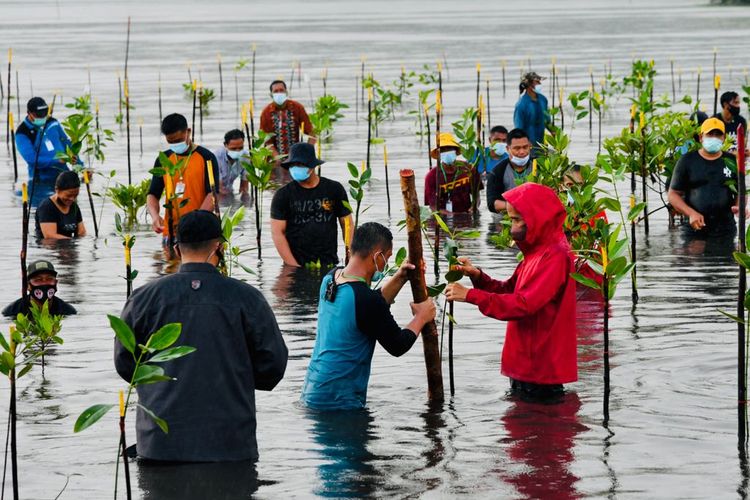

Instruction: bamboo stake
[360,56,366,108]
[475,62,481,110]
[138,117,143,158]
[157,73,163,125]
[366,87,373,173]
[603,271,610,421]
[670,59,676,102]
[696,67,701,106]
[424,102,432,169]
[251,43,256,102]
[485,79,491,128]
[714,74,721,116]
[383,144,391,217]
[217,53,223,100]
[9,327,18,500]
[191,79,197,143]
[125,78,132,185]
[501,59,507,98]
[14,70,20,120]
[118,389,133,500]
[124,17,131,79]
[125,237,133,298]
[400,169,444,403]
[20,183,28,297]
[10,112,18,182]
[639,111,649,236]
[589,67,594,140]
[558,87,565,132]
[551,58,557,127]
[198,80,204,140]
[629,104,639,304]
[6,48,12,147]
[434,89,442,277]
[207,160,220,218]
[355,75,359,122]
[83,171,99,238]
[322,66,328,97]
[737,124,746,412]
[248,100,262,260]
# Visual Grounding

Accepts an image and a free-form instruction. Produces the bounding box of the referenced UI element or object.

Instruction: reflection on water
[137,460,261,500]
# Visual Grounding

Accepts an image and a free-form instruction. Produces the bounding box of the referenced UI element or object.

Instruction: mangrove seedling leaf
[347,162,359,178]
[627,202,646,222]
[108,315,136,356]
[446,312,457,325]
[74,404,115,433]
[133,364,172,385]
[734,252,750,270]
[17,363,33,379]
[148,346,197,363]
[456,230,481,239]
[570,272,602,292]
[433,213,451,235]
[427,283,447,297]
[137,404,169,434]
[147,323,182,351]
[719,309,746,324]
[0,332,8,352]
[444,270,464,283]
[394,247,407,267]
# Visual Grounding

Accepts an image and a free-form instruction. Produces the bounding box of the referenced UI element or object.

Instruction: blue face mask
[272,93,288,106]
[702,137,723,154]
[491,142,507,156]
[170,141,189,155]
[226,149,245,160]
[290,166,311,182]
[372,253,386,282]
[510,154,530,167]
[440,151,457,165]
[33,117,46,127]
[567,191,575,205]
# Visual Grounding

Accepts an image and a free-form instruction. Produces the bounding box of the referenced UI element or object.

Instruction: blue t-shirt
[301,270,417,410]
[474,147,508,175]
[513,92,549,147]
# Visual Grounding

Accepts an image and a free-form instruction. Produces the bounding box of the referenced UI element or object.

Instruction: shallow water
[2,0,750,498]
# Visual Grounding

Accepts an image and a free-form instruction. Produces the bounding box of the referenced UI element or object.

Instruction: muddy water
[2,0,750,498]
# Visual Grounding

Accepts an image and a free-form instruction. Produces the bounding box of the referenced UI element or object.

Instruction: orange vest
[162,148,209,236]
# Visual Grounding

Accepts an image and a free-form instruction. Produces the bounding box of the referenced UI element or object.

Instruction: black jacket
[115,263,288,462]
[2,296,77,318]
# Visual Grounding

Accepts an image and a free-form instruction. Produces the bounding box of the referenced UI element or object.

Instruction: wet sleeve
[148,156,165,199]
[269,187,289,220]
[355,286,417,357]
[466,250,569,321]
[244,288,288,391]
[669,155,689,192]
[334,181,352,217]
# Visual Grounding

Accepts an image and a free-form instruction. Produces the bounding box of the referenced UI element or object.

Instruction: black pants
[509,378,564,402]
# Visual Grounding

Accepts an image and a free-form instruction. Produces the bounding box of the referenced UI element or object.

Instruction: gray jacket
[115,262,288,462]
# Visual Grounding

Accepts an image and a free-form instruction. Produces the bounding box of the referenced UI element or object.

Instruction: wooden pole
[217,53,223,100]
[207,160,220,219]
[20,183,28,298]
[640,111,649,236]
[9,329,18,500]
[125,78,132,185]
[118,391,133,500]
[434,88,442,278]
[501,59,506,98]
[629,105,639,304]
[714,74,721,116]
[191,79,197,143]
[400,169,444,403]
[157,73,163,126]
[475,62,481,111]
[551,59,556,127]
[486,79,491,128]
[10,112,18,182]
[6,48,12,147]
[383,144,391,217]
[738,124,746,411]
[424,103,432,169]
[696,67,701,107]
[448,300,455,396]
[125,237,133,298]
[198,80,204,140]
[83,171,99,238]
[670,59,676,102]
[251,43,256,102]
[603,273,610,421]
[366,87,372,173]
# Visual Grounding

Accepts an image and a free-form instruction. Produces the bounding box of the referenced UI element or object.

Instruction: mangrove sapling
[344,161,373,230]
[451,107,483,212]
[115,214,138,297]
[150,152,190,248]
[240,130,275,260]
[107,179,150,228]
[13,301,63,379]
[74,317,195,500]
[308,95,348,143]
[220,207,255,277]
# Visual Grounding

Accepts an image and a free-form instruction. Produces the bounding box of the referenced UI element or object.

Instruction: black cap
[28,259,57,279]
[27,97,48,117]
[177,210,223,244]
[280,142,325,169]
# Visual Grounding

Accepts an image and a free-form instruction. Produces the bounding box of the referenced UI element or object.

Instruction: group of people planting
[7,68,747,465]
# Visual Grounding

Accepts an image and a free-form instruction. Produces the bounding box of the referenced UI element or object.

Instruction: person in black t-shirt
[668,117,739,238]
[713,91,748,153]
[2,259,77,317]
[270,143,353,267]
[35,170,86,240]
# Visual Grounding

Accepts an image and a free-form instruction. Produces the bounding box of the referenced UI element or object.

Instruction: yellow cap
[431,132,460,159]
[700,117,725,135]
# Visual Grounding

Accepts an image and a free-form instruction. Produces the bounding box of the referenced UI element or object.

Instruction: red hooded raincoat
[466,183,577,385]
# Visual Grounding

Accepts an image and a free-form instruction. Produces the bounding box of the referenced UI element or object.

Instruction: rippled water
[2,0,750,498]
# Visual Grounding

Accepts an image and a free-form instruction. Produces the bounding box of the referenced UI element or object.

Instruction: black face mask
[30,284,56,302]
[730,105,741,117]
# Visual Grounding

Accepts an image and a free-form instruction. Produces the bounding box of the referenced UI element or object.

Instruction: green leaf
[433,213,451,235]
[347,162,359,178]
[427,283,447,297]
[146,323,182,351]
[74,404,115,433]
[734,252,750,270]
[133,364,172,385]
[109,315,136,355]
[17,363,33,379]
[627,202,646,221]
[0,332,9,352]
[570,272,603,292]
[394,247,407,267]
[599,197,621,212]
[456,230,481,239]
[137,404,169,433]
[718,309,745,324]
[444,270,463,282]
[1,352,16,373]
[148,346,197,363]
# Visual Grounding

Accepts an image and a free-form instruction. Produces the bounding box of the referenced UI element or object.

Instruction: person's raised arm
[379,260,415,304]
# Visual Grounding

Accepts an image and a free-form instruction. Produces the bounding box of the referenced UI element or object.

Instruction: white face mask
[226,149,245,160]
[272,93,288,106]
[533,83,543,95]
[510,154,530,167]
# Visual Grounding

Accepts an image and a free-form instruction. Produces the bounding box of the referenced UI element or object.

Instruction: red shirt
[259,99,314,156]
[423,161,478,213]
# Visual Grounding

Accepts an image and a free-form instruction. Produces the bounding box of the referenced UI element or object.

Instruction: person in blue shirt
[475,125,509,178]
[301,222,436,411]
[513,72,549,149]
[15,97,81,205]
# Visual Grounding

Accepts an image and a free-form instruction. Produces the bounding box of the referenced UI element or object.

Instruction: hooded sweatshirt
[466,183,577,385]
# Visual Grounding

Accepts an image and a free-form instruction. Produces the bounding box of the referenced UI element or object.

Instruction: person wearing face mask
[259,80,315,164]
[713,91,747,153]
[445,183,577,401]
[424,132,479,213]
[270,143,353,267]
[15,97,82,206]
[213,129,250,200]
[474,125,509,178]
[513,72,549,149]
[2,260,77,317]
[34,170,87,240]
[669,117,740,238]
[146,113,220,243]
[301,222,436,410]
[486,128,534,213]
[115,210,288,462]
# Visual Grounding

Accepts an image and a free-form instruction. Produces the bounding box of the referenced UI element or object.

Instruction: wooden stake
[485,79,491,128]
[475,62,481,110]
[20,183,28,297]
[400,169,444,403]
[125,78,132,185]
[383,144,391,217]
[251,43,256,102]
[10,112,18,182]
[639,111,649,237]
[157,73,163,125]
[670,59,676,102]
[6,48,12,147]
[714,74,721,116]
[737,124,746,411]
[217,53,223,100]
[696,67,701,107]
[501,59,506,98]
[83,171,99,238]
[366,87,372,173]
[207,160,220,218]
[191,79,197,143]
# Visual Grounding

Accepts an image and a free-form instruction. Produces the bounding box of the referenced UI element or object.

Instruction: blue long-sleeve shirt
[513,92,549,147]
[15,117,75,198]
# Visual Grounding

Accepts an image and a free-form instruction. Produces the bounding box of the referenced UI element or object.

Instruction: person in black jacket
[2,259,77,317]
[115,210,288,462]
[486,129,534,213]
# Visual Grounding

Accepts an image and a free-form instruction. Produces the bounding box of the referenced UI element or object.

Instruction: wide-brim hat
[430,132,461,159]
[280,142,325,169]
[522,72,546,84]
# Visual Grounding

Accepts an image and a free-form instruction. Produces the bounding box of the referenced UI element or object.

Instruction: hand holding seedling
[451,256,481,280]
[445,282,469,302]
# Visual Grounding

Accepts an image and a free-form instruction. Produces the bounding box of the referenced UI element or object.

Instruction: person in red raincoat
[446,182,577,400]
